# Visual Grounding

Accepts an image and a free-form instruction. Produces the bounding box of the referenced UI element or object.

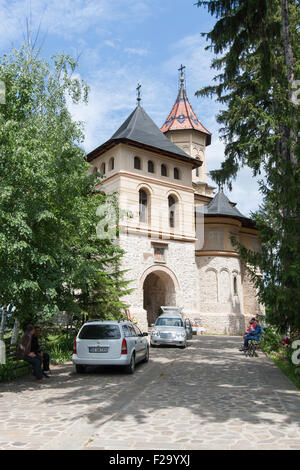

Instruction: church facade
[87,70,263,335]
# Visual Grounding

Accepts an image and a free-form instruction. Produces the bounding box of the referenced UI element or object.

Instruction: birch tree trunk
[0,306,7,364]
[10,318,20,345]
[0,306,7,341]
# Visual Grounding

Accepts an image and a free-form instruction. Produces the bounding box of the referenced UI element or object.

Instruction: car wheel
[179,343,186,349]
[125,354,136,374]
[142,346,149,363]
[75,365,86,374]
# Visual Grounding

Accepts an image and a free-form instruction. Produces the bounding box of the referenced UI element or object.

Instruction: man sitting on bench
[31,326,51,378]
[17,325,43,382]
[239,318,263,351]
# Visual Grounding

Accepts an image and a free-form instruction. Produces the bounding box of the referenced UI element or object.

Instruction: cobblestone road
[1,335,300,450]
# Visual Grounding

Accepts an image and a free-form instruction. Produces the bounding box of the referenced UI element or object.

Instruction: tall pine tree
[196,0,300,331]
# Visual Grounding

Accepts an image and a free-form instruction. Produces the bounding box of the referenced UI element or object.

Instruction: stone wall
[119,232,199,332]
[196,254,247,335]
[241,262,265,323]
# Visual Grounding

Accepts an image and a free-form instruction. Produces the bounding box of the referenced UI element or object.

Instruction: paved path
[1,335,300,450]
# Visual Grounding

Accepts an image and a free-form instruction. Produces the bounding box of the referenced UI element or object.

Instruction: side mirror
[151,323,155,327]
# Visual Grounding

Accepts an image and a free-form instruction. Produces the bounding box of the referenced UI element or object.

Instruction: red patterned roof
[161,80,211,145]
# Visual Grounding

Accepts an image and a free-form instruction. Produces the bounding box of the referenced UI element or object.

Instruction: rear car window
[122,325,132,337]
[128,325,137,336]
[79,324,121,340]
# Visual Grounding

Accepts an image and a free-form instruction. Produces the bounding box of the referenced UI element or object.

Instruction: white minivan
[72,320,149,374]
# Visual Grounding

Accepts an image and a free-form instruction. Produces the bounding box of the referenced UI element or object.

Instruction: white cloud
[0,0,152,48]
[124,47,149,56]
[104,40,117,49]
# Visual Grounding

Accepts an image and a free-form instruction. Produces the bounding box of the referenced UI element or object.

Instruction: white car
[150,313,187,348]
[72,320,149,374]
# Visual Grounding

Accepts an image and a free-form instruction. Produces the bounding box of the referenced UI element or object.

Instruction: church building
[87,68,263,335]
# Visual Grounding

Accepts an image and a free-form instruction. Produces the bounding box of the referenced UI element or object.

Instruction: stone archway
[143,270,177,326]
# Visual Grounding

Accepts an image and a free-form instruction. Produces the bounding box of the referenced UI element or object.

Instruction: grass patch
[45,333,75,365]
[269,352,300,391]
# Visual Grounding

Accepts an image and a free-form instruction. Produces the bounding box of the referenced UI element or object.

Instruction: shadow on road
[2,336,300,432]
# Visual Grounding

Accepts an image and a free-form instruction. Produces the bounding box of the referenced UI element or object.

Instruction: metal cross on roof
[178,64,186,78]
[137,83,141,105]
[178,64,186,90]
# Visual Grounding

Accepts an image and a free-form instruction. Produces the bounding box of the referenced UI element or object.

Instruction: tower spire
[161,66,211,145]
[178,64,186,89]
[136,83,142,106]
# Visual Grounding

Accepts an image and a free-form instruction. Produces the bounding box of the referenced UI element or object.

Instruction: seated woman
[239,319,263,351]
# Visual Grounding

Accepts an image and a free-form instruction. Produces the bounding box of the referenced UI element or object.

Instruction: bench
[244,338,263,357]
[0,343,31,380]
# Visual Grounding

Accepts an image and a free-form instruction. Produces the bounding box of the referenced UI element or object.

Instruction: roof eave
[204,213,256,229]
[163,127,212,146]
[87,137,202,168]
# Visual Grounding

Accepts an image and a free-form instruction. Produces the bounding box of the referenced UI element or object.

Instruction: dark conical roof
[111,105,192,159]
[87,104,201,167]
[205,190,247,220]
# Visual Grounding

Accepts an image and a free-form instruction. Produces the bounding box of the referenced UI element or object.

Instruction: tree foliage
[0,45,130,329]
[196,0,300,331]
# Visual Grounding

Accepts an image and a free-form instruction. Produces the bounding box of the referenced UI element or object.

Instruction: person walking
[17,325,43,382]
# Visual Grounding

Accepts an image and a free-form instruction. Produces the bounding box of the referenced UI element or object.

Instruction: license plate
[89,346,109,353]
[160,333,172,339]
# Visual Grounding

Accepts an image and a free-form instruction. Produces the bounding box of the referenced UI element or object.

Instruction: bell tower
[161,66,212,191]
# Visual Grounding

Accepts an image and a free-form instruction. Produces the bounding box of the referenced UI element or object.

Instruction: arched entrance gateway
[142,268,179,326]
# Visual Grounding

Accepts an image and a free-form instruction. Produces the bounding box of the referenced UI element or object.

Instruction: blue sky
[0,0,263,216]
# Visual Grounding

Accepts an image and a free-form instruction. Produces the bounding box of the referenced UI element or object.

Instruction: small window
[139,189,148,223]
[133,325,142,336]
[109,157,114,171]
[148,160,154,173]
[195,168,199,178]
[128,325,137,337]
[122,325,131,337]
[161,164,168,177]
[174,168,180,180]
[100,163,106,175]
[233,276,238,296]
[168,195,176,228]
[134,156,141,170]
[93,167,98,174]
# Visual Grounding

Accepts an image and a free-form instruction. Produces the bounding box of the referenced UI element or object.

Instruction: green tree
[196,0,300,331]
[0,45,130,330]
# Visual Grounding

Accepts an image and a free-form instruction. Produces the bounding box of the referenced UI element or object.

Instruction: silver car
[150,312,188,348]
[72,320,149,374]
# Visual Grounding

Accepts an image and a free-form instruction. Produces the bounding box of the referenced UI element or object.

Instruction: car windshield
[79,324,121,340]
[155,317,183,327]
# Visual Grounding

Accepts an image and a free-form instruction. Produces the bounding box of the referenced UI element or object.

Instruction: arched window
[100,163,106,175]
[195,155,202,178]
[233,276,238,296]
[109,157,114,171]
[168,195,176,228]
[134,156,141,170]
[139,189,148,223]
[148,160,154,173]
[161,164,168,177]
[174,168,180,180]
